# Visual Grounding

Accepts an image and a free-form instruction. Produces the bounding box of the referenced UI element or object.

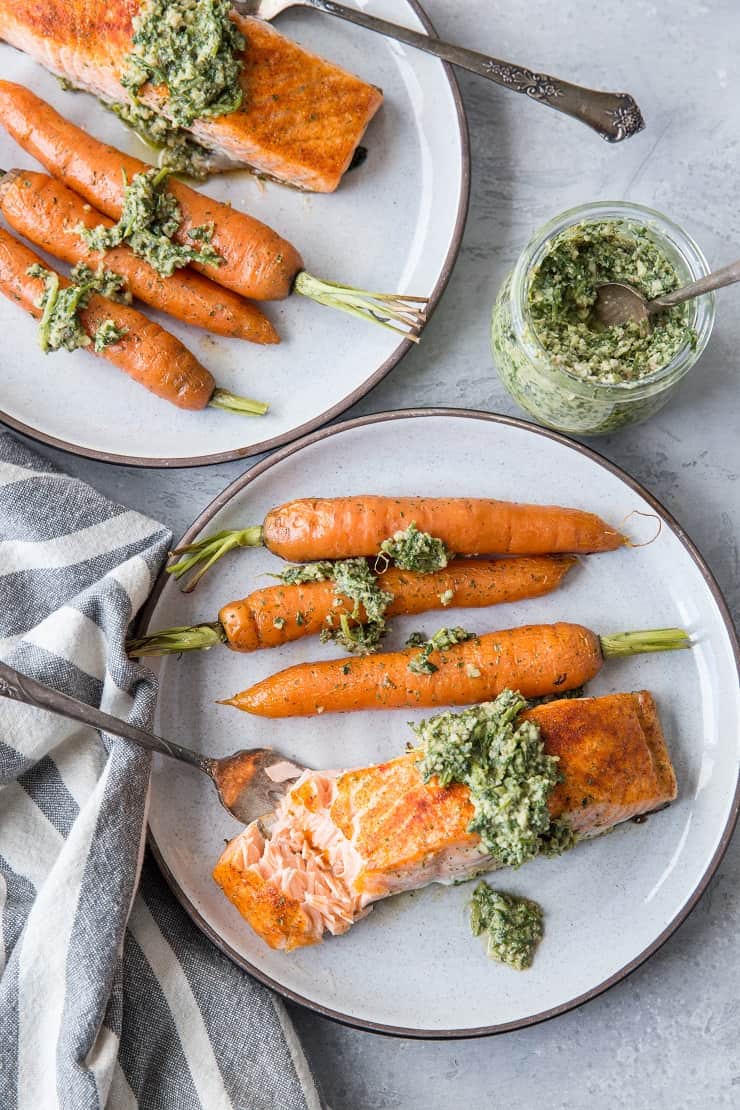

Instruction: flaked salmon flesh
[213,691,678,951]
[0,2,383,192]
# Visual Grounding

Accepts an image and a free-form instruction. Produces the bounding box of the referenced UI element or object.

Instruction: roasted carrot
[0,228,266,414]
[167,495,625,590]
[222,624,690,718]
[127,555,577,657]
[0,82,427,334]
[0,169,279,344]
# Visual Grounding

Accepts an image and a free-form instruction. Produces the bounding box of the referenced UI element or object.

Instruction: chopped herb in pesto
[274,562,336,586]
[79,168,222,278]
[122,0,245,128]
[274,559,393,654]
[27,264,127,354]
[69,263,132,304]
[413,689,573,868]
[93,318,128,351]
[406,627,475,675]
[321,559,393,655]
[470,883,544,970]
[111,101,218,179]
[528,221,694,385]
[378,522,451,573]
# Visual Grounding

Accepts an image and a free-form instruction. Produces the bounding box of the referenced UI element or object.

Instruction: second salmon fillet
[0,2,383,192]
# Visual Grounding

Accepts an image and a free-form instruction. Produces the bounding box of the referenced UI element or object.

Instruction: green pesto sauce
[79,168,222,278]
[378,523,451,574]
[275,559,393,655]
[122,0,245,129]
[413,689,575,868]
[470,883,544,970]
[69,263,132,304]
[274,525,451,654]
[27,265,128,354]
[405,627,475,675]
[528,221,694,385]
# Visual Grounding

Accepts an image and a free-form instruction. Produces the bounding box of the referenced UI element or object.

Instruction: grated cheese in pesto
[405,627,475,675]
[378,522,451,573]
[79,168,222,277]
[413,689,573,868]
[122,0,245,129]
[470,883,544,970]
[27,265,128,355]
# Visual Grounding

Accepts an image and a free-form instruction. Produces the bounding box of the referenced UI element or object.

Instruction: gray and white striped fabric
[0,430,320,1110]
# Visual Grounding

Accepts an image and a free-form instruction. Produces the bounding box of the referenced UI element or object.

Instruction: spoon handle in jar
[651,258,740,309]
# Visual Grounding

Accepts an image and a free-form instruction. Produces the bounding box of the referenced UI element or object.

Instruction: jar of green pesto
[491,202,716,436]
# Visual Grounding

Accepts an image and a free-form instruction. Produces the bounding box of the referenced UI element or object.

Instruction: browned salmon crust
[214,691,677,950]
[0,2,383,191]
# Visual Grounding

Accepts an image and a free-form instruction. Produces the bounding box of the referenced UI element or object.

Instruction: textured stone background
[11,1,739,1106]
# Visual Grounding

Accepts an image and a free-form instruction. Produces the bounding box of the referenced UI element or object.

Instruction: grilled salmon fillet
[0,2,383,192]
[214,691,678,950]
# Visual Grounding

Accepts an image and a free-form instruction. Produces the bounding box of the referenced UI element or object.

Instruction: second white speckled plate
[0,1,468,466]
[142,410,739,1035]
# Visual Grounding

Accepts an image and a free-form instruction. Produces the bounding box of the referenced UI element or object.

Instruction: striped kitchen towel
[0,429,320,1110]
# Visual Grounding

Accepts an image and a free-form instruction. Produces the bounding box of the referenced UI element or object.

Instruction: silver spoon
[236,0,644,143]
[594,258,740,329]
[0,661,305,825]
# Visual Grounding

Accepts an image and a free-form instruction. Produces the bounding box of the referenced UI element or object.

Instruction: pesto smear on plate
[528,221,694,385]
[470,883,544,970]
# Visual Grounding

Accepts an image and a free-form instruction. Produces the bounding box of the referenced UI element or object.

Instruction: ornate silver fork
[0,661,305,826]
[234,0,645,143]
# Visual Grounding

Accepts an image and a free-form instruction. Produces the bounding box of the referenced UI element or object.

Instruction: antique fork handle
[295,0,645,143]
[0,660,207,769]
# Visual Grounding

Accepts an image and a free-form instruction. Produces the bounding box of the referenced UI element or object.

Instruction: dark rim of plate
[0,0,471,468]
[140,407,740,1040]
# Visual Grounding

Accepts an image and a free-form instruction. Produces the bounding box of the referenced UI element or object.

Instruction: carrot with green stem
[0,82,427,337]
[127,555,577,657]
[166,495,626,591]
[222,623,691,718]
[0,227,267,415]
[0,168,279,344]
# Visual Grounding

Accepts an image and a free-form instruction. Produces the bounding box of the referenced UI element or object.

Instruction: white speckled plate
[142,410,739,1036]
[0,2,468,467]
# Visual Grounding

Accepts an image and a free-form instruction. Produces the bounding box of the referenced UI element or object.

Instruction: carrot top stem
[209,388,269,417]
[166,526,264,591]
[293,271,428,341]
[127,622,226,657]
[599,628,691,658]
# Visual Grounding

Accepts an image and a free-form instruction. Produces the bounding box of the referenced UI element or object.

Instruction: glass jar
[491,201,715,436]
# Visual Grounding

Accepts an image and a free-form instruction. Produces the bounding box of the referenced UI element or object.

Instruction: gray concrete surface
[9,1,739,1106]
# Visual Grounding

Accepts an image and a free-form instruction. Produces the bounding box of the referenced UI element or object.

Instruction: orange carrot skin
[262,496,625,561]
[0,169,280,344]
[225,622,604,717]
[0,228,215,410]
[219,555,576,652]
[0,82,304,301]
